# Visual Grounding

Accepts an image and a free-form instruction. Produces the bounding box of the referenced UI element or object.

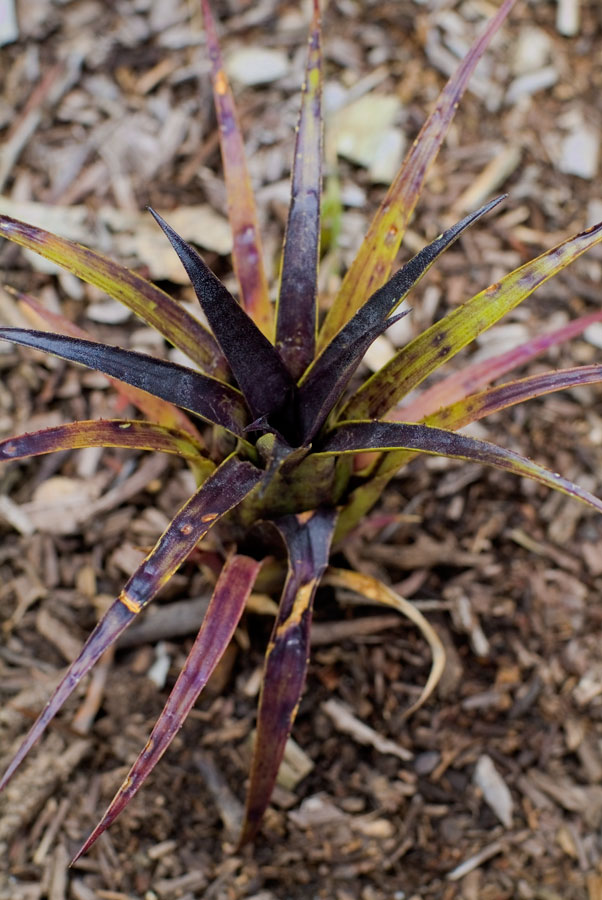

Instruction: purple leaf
[72,554,261,861]
[0,455,263,795]
[148,209,296,424]
[0,328,250,438]
[239,507,337,846]
[319,421,602,514]
[276,0,323,379]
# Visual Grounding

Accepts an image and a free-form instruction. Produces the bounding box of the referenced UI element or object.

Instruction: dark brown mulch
[1,1,602,898]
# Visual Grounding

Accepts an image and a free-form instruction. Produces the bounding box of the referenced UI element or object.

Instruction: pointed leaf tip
[318,0,516,346]
[149,209,296,425]
[200,0,273,338]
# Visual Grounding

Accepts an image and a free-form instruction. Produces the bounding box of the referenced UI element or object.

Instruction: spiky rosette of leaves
[1,0,602,858]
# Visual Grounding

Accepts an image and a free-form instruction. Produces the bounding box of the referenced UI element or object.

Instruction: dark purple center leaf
[148,209,297,433]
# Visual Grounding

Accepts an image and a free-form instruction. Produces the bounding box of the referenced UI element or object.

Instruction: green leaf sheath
[298,198,504,440]
[72,554,262,862]
[0,455,263,795]
[0,214,226,377]
[201,0,273,338]
[0,419,211,467]
[317,0,517,347]
[0,328,250,438]
[319,421,602,515]
[276,0,323,379]
[239,508,337,845]
[149,210,296,423]
[343,220,602,421]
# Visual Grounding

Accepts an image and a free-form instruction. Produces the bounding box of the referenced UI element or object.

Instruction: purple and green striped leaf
[275,0,323,379]
[149,209,295,423]
[297,198,504,441]
[201,0,273,338]
[343,220,602,421]
[0,214,226,377]
[16,290,203,441]
[0,419,212,471]
[0,455,263,795]
[319,421,602,515]
[396,308,602,422]
[317,0,516,348]
[239,507,337,846]
[72,553,261,862]
[0,328,250,439]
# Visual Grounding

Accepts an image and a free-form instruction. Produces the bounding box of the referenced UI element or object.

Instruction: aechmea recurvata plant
[1,0,602,857]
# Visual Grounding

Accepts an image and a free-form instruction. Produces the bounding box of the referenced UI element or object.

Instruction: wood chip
[322,698,412,761]
[474,754,514,828]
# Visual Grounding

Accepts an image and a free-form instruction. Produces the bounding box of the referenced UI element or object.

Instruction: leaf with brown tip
[239,507,337,846]
[72,554,261,861]
[318,0,517,347]
[201,0,273,338]
[0,455,263,795]
[275,0,323,379]
[0,328,250,438]
[0,214,226,376]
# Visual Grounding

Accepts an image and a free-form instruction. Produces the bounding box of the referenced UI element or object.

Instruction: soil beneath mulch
[1,1,602,898]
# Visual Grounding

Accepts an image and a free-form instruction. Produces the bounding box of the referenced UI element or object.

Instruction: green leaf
[0,419,212,470]
[397,307,602,422]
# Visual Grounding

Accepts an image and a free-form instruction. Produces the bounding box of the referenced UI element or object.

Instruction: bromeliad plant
[1,0,602,856]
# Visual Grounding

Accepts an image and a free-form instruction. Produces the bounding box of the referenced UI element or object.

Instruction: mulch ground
[1,1,602,898]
